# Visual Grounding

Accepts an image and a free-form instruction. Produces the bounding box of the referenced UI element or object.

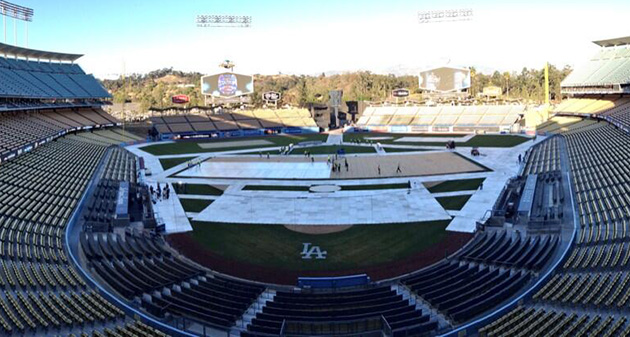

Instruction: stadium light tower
[418,8,473,24]
[0,0,33,47]
[196,15,252,28]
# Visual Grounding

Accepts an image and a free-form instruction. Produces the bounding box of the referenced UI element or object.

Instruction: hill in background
[100,65,572,113]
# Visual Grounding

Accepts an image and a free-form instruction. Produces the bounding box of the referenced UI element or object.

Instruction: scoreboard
[419,66,471,93]
[201,72,254,98]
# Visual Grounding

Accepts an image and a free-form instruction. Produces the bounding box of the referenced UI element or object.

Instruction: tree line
[100,64,572,111]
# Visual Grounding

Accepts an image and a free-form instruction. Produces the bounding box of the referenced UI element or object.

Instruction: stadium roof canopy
[593,36,630,48]
[0,42,83,62]
[561,36,630,94]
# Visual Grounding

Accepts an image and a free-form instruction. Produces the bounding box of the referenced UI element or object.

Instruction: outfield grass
[463,135,530,147]
[345,133,529,148]
[427,178,486,193]
[179,198,214,213]
[242,185,310,192]
[241,183,411,192]
[187,220,451,270]
[173,183,224,196]
[436,195,472,211]
[383,147,430,153]
[340,183,410,191]
[393,135,530,148]
[236,150,282,155]
[289,145,375,155]
[159,157,196,170]
[344,132,467,144]
[141,134,328,156]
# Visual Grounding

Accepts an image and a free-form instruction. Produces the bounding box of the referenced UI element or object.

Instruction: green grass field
[241,183,411,192]
[242,185,310,192]
[344,132,467,144]
[173,184,224,196]
[187,220,451,271]
[179,198,214,213]
[141,134,328,156]
[427,178,486,193]
[236,150,282,155]
[159,157,196,170]
[383,147,430,153]
[289,145,376,155]
[436,195,472,211]
[345,133,529,148]
[340,183,410,191]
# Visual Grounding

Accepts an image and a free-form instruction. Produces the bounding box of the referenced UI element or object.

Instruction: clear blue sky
[10,0,630,78]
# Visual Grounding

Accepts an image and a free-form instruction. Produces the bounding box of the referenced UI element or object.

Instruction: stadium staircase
[232,288,276,335]
[391,283,452,331]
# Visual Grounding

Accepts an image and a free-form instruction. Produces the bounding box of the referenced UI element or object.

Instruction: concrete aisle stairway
[231,288,276,336]
[391,283,453,331]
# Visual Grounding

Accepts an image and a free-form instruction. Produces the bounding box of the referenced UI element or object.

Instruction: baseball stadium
[0,1,630,336]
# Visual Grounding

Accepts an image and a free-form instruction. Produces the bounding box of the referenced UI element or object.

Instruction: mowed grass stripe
[344,132,468,144]
[340,183,410,191]
[187,220,450,271]
[346,133,529,147]
[242,185,311,192]
[289,145,376,155]
[392,135,530,148]
[159,156,196,170]
[174,183,224,196]
[140,134,328,156]
[242,183,411,192]
[179,198,214,213]
[426,178,485,193]
[383,147,430,153]
[436,195,472,211]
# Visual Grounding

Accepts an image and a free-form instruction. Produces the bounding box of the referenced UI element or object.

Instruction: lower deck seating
[483,118,630,336]
[459,232,559,270]
[523,136,561,175]
[150,109,317,136]
[479,306,629,337]
[402,261,529,323]
[0,108,119,161]
[81,231,264,330]
[400,227,559,324]
[0,129,169,335]
[246,286,436,336]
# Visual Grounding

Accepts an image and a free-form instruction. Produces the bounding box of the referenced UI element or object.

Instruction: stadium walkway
[445,136,547,232]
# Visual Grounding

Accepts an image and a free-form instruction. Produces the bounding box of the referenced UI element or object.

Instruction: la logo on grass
[301,243,327,259]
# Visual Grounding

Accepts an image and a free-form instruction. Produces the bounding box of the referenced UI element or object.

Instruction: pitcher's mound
[284,225,352,234]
